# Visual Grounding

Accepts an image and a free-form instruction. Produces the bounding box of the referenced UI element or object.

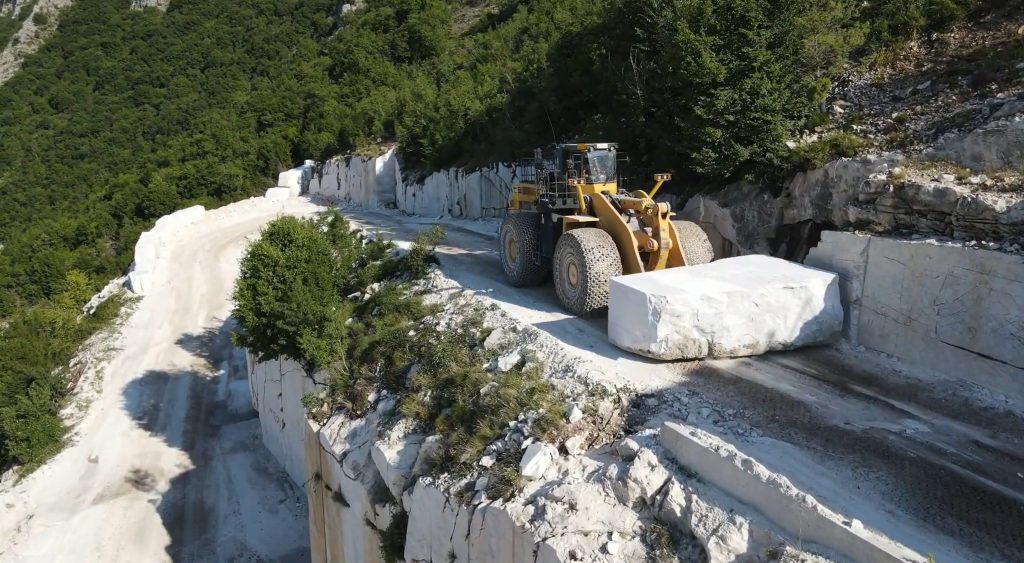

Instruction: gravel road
[0,198,320,563]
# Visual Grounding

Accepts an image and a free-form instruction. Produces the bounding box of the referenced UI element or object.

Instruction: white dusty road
[0,197,321,563]
[1,197,1021,563]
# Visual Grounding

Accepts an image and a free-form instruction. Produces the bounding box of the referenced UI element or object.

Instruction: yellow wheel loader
[499,142,714,315]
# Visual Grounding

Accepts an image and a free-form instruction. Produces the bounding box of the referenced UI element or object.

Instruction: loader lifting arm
[498,143,714,316]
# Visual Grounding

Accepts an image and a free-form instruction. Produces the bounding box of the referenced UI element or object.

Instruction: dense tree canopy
[0,0,338,469]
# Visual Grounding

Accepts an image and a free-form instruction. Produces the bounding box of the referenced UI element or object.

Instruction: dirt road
[0,198,320,563]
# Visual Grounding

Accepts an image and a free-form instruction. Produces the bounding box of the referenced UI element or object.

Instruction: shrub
[379,509,408,563]
[866,0,973,46]
[881,131,913,150]
[785,133,870,172]
[234,212,566,481]
[232,215,358,373]
[400,321,566,468]
[0,281,123,470]
[16,1,38,22]
[31,10,48,26]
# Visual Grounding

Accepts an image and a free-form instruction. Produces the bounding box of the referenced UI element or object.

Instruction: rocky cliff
[0,0,73,85]
[244,265,918,563]
[306,146,517,220]
[129,0,170,11]
[681,115,1024,261]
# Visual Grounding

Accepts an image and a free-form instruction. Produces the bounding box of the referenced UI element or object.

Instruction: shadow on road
[121,319,309,563]
[174,319,236,372]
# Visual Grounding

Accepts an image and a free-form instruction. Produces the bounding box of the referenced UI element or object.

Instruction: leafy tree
[233,215,354,373]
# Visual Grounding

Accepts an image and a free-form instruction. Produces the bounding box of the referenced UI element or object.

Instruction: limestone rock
[805,232,871,343]
[309,147,519,218]
[127,205,206,295]
[479,454,497,468]
[566,404,584,424]
[563,435,587,455]
[954,192,1024,239]
[928,119,1024,172]
[264,187,293,201]
[493,349,521,372]
[130,0,171,10]
[614,438,642,461]
[370,434,426,502]
[623,449,671,504]
[483,327,506,351]
[520,442,556,480]
[608,256,843,360]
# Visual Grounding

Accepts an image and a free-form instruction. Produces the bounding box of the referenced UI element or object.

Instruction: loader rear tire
[673,220,715,265]
[553,228,622,316]
[499,212,549,287]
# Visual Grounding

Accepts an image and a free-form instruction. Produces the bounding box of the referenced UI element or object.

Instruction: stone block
[370,434,425,502]
[519,442,556,480]
[264,187,292,201]
[660,422,920,563]
[278,168,305,192]
[608,255,843,360]
[153,205,205,231]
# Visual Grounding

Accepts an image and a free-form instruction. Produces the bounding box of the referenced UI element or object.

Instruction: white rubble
[493,349,521,372]
[519,442,555,480]
[608,255,843,360]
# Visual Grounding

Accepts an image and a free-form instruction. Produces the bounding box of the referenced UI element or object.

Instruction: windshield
[586,149,616,183]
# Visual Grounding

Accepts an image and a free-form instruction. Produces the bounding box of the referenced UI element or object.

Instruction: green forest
[0,0,980,470]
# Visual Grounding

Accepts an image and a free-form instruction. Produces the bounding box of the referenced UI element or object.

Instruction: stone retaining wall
[307,149,516,219]
[127,205,206,294]
[806,232,1024,402]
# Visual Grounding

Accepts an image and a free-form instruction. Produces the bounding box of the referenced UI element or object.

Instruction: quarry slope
[340,206,1024,562]
[0,197,320,562]
[0,194,1019,562]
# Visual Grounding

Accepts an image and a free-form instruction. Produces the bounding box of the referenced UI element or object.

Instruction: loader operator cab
[580,146,616,183]
[502,142,715,316]
[521,143,622,212]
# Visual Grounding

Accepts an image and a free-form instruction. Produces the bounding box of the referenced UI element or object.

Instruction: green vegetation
[785,133,871,172]
[866,0,973,46]
[233,213,565,471]
[0,12,18,47]
[30,9,47,27]
[0,0,993,472]
[0,274,122,471]
[0,0,339,471]
[326,0,866,181]
[644,520,682,562]
[486,459,525,501]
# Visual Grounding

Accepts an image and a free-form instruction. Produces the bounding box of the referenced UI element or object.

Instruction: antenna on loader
[544,106,558,146]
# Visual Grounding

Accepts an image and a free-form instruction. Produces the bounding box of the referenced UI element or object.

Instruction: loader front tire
[673,220,715,265]
[499,212,549,287]
[553,228,622,316]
